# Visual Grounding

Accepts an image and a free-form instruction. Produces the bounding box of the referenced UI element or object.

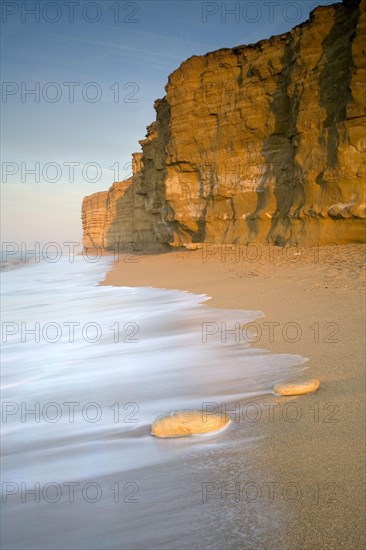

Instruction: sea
[1,251,308,549]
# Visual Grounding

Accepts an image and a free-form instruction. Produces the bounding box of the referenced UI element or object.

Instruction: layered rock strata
[82,0,366,250]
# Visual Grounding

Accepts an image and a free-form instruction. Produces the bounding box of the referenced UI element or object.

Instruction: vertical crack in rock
[195,169,216,242]
[265,33,304,246]
[316,0,361,203]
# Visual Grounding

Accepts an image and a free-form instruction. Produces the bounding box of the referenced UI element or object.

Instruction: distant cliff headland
[82,0,366,250]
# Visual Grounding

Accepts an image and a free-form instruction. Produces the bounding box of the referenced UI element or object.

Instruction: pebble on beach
[151,409,230,438]
[274,379,320,396]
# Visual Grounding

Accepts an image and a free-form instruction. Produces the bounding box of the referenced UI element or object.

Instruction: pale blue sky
[1,0,339,244]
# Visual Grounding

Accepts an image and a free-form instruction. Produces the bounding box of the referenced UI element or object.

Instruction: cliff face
[82,191,108,249]
[82,0,366,250]
[82,153,166,250]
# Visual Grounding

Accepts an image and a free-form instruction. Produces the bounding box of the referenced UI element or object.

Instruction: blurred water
[1,255,307,549]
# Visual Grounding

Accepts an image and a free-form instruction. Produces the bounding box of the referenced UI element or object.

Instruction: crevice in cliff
[316,0,360,201]
[346,113,366,120]
[195,170,216,242]
[247,31,305,245]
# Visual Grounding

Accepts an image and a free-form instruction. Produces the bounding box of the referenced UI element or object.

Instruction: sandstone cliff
[82,0,366,250]
[82,191,108,249]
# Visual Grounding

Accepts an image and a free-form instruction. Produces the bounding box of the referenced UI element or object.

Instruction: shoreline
[101,243,365,362]
[100,243,366,548]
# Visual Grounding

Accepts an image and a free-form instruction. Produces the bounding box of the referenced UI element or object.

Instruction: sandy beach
[101,243,366,549]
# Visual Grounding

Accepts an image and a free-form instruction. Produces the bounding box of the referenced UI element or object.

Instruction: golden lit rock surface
[274,379,321,396]
[81,191,108,249]
[82,0,366,250]
[151,409,231,438]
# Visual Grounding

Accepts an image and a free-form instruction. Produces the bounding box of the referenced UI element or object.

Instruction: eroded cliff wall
[82,191,108,249]
[82,153,167,250]
[82,0,366,249]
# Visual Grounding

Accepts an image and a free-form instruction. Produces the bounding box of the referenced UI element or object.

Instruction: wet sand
[101,243,366,549]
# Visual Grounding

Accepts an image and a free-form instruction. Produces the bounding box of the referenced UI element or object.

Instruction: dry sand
[101,243,366,549]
